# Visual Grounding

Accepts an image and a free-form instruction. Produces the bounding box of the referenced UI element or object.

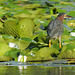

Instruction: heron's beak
[64,14,72,19]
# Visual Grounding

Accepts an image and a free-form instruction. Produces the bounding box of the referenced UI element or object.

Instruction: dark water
[0,61,75,75]
[0,65,75,75]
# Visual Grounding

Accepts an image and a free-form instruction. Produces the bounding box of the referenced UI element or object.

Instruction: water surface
[0,61,75,75]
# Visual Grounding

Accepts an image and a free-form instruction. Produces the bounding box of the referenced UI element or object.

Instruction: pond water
[0,61,75,75]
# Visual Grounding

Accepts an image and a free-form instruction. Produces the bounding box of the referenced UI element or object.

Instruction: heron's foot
[59,45,61,48]
[49,43,51,47]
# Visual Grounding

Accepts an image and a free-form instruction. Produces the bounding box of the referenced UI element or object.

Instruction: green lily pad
[29,9,42,15]
[62,29,71,41]
[18,18,34,38]
[0,55,12,61]
[57,9,67,13]
[0,21,3,28]
[67,20,75,28]
[0,21,3,33]
[5,49,20,60]
[67,11,75,17]
[49,0,60,2]
[60,1,73,5]
[0,36,6,43]
[34,18,48,27]
[0,13,4,18]
[58,43,75,59]
[14,13,31,18]
[34,47,59,60]
[38,30,47,43]
[4,18,19,37]
[0,42,11,56]
[15,36,37,50]
[23,4,41,9]
[41,14,56,19]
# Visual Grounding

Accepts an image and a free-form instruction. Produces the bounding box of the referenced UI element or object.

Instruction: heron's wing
[49,24,62,38]
[47,20,55,36]
[47,19,63,38]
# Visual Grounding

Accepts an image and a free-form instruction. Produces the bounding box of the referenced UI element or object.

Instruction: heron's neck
[57,15,64,24]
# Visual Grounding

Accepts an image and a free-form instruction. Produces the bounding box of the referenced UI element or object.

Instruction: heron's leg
[49,38,51,47]
[59,36,61,48]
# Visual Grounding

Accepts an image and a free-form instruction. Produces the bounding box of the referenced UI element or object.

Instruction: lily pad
[14,13,31,18]
[23,4,41,9]
[41,14,56,19]
[60,1,73,5]
[67,20,75,28]
[5,49,20,60]
[0,42,11,56]
[57,9,67,13]
[34,47,59,61]
[0,55,12,61]
[18,18,34,38]
[34,18,48,27]
[67,11,75,17]
[0,21,3,28]
[58,44,75,59]
[15,36,37,50]
[4,18,19,37]
[49,0,60,2]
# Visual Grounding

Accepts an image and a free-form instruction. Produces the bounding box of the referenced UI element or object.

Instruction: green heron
[47,13,66,48]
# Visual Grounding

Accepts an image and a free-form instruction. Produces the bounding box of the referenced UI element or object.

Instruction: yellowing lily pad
[60,1,73,5]
[67,20,75,27]
[23,4,41,9]
[14,13,31,18]
[18,18,34,38]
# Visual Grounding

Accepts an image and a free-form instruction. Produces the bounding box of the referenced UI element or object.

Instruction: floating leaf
[5,49,20,59]
[0,13,4,18]
[23,4,41,9]
[58,44,75,59]
[21,37,36,43]
[34,18,48,27]
[0,21,3,28]
[18,18,34,38]
[0,55,12,61]
[67,11,75,17]
[67,20,75,28]
[2,35,14,39]
[34,47,59,60]
[41,14,56,19]
[0,42,11,56]
[4,18,19,37]
[60,1,73,5]
[14,13,31,18]
[49,0,60,2]
[63,23,73,32]
[57,9,67,13]
[15,37,37,50]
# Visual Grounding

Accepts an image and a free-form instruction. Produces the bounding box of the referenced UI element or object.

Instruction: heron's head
[56,13,66,23]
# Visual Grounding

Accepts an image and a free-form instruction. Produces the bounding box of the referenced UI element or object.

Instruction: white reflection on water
[18,66,27,70]
[18,66,27,75]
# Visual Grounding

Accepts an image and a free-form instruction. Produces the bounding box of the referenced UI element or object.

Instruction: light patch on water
[18,66,27,69]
